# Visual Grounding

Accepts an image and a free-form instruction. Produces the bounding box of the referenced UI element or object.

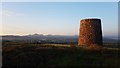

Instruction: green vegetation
[2,42,120,68]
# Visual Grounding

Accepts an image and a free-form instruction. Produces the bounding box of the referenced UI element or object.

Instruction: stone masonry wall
[78,18,103,46]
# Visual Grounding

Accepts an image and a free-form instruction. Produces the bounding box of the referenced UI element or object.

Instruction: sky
[1,0,119,2]
[1,2,118,37]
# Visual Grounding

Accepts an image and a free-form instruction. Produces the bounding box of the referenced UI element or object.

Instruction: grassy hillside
[2,43,120,68]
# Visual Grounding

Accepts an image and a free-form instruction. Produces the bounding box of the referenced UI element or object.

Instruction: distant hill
[2,34,78,40]
[1,34,78,44]
[1,34,118,44]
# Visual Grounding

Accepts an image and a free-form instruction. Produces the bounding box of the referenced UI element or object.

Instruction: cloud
[0,10,24,17]
[16,13,24,16]
[0,10,12,16]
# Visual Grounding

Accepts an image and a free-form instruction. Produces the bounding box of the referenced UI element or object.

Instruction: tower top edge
[80,18,101,21]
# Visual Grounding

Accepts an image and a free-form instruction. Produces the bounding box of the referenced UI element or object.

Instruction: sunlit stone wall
[78,18,103,46]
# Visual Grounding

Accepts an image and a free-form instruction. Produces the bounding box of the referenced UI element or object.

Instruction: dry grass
[2,43,120,68]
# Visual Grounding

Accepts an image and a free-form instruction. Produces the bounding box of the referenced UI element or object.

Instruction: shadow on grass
[2,44,120,68]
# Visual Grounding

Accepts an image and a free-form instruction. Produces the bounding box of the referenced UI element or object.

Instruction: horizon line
[0,33,118,37]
